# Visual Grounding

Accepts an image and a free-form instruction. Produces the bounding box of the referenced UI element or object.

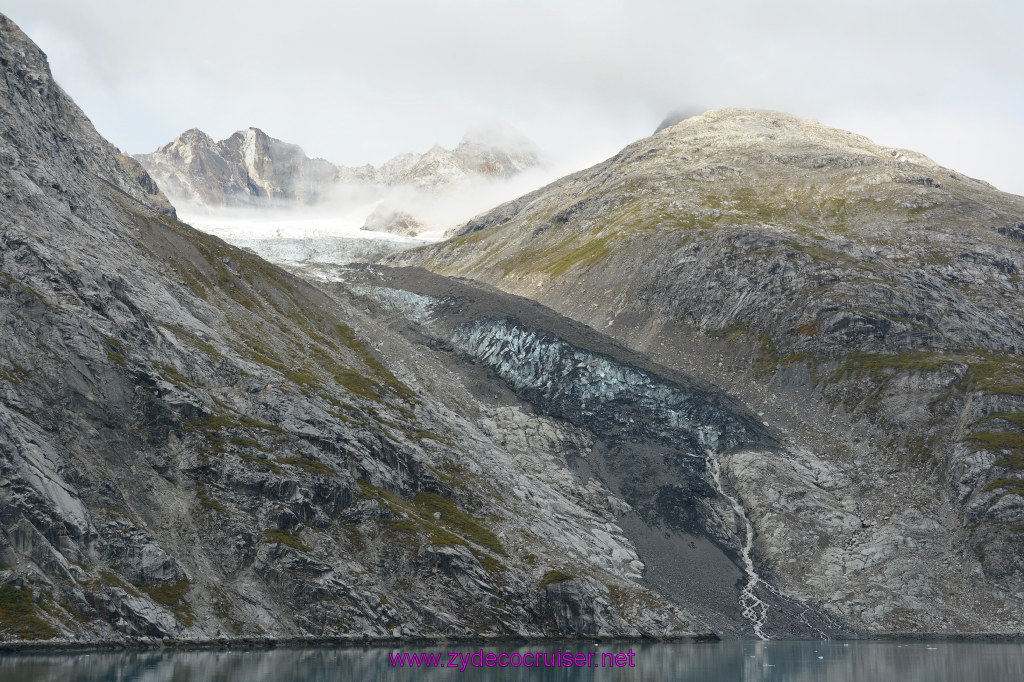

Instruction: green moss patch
[824,351,1024,407]
[413,492,506,556]
[834,351,952,379]
[331,367,383,402]
[160,324,222,357]
[331,324,418,404]
[985,478,1024,496]
[540,570,573,588]
[284,367,321,388]
[277,456,334,475]
[411,429,452,446]
[139,579,194,626]
[977,412,1024,429]
[235,450,281,473]
[963,355,1024,397]
[545,236,617,278]
[967,431,1024,469]
[497,233,617,279]
[262,528,310,552]
[196,483,229,517]
[182,410,287,456]
[381,518,425,548]
[0,584,59,640]
[357,482,505,556]
[154,362,199,388]
[707,322,753,341]
[98,569,139,595]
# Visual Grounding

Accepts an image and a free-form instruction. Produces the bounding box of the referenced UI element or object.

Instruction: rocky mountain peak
[136,125,339,207]
[226,127,281,159]
[652,107,706,134]
[454,124,545,179]
[657,108,942,171]
[394,106,1024,634]
[161,127,216,152]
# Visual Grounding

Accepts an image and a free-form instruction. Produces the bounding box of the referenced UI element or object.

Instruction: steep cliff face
[134,127,346,207]
[393,109,1024,633]
[0,14,702,644]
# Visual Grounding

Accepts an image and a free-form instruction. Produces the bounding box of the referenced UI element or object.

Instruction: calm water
[2,640,1023,681]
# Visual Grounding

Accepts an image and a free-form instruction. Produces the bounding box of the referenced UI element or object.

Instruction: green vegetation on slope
[138,578,194,626]
[134,210,417,408]
[357,482,506,560]
[540,570,573,588]
[0,584,59,639]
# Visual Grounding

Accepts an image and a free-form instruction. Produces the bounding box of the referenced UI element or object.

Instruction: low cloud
[5,0,1023,194]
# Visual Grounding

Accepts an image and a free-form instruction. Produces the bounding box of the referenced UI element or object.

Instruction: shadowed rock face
[0,13,707,644]
[392,110,1024,633]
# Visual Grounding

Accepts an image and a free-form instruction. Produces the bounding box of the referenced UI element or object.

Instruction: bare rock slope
[0,14,702,644]
[393,109,1024,634]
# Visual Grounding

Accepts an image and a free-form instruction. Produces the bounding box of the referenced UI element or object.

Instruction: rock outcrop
[360,205,424,238]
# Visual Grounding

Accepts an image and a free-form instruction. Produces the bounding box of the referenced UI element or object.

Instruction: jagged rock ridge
[134,124,545,236]
[134,127,345,207]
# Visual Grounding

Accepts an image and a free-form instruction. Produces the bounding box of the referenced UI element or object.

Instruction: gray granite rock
[393,108,1024,634]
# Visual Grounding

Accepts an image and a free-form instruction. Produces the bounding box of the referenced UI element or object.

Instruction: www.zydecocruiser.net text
[389,648,637,670]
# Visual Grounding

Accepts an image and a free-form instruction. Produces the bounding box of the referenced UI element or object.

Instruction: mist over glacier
[170,144,577,269]
[149,120,574,261]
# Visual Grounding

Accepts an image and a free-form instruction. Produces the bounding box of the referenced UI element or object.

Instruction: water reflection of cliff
[2,641,1023,681]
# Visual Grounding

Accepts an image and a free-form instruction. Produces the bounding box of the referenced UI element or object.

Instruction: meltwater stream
[706,450,770,640]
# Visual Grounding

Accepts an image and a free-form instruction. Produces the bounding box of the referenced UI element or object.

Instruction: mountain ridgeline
[135,127,342,207]
[136,126,545,206]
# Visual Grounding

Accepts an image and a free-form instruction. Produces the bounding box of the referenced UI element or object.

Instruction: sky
[5,0,1023,195]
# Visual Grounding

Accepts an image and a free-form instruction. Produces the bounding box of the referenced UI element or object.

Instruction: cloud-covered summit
[7,0,1021,195]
